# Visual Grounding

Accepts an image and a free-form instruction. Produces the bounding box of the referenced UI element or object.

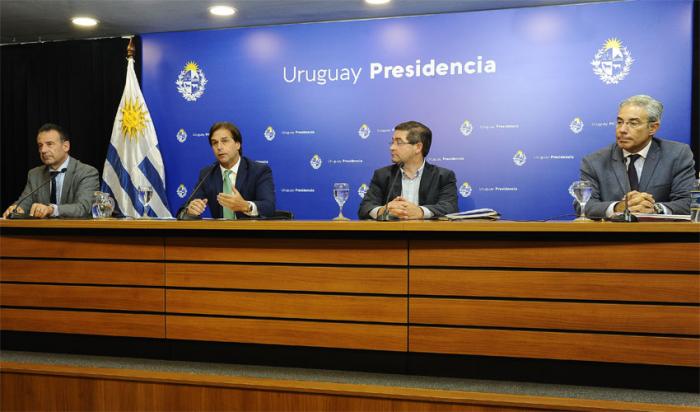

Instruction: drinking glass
[138,184,153,218]
[569,180,592,221]
[332,182,350,221]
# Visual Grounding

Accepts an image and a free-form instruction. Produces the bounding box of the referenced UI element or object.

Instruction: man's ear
[648,121,660,135]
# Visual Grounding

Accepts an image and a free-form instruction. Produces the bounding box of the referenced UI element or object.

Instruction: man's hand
[28,203,54,218]
[217,188,249,213]
[2,204,23,219]
[384,196,424,220]
[614,191,655,214]
[186,198,208,216]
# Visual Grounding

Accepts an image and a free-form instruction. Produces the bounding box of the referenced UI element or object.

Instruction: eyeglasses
[390,139,415,147]
[616,119,648,129]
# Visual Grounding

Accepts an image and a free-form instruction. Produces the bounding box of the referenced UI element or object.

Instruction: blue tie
[50,171,60,204]
[627,154,640,191]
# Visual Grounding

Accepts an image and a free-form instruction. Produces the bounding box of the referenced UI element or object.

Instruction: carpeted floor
[1,350,698,407]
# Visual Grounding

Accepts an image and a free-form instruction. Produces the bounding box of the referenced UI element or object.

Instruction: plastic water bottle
[691,173,700,223]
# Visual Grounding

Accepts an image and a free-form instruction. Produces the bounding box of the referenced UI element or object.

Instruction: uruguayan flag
[101,56,171,218]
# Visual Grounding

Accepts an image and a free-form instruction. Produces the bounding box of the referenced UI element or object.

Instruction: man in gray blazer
[579,95,696,219]
[3,123,99,218]
[358,121,458,220]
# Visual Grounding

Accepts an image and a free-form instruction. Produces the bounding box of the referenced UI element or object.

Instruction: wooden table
[1,219,698,366]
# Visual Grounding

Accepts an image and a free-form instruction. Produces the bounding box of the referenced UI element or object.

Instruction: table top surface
[1,218,699,234]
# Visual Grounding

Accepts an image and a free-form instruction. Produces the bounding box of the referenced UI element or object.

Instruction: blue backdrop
[142,0,694,220]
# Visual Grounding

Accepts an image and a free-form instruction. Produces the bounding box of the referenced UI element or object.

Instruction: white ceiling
[1,0,610,45]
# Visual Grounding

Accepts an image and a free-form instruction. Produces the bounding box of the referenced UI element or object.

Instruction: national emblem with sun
[121,98,148,141]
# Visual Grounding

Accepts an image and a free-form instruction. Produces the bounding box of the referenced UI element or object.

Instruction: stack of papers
[444,208,500,221]
[632,213,691,222]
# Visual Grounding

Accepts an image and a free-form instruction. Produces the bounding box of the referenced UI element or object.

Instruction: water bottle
[691,173,700,223]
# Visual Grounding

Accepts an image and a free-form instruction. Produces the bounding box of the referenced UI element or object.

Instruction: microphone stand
[377,162,403,221]
[8,168,67,219]
[610,193,638,222]
[176,162,218,220]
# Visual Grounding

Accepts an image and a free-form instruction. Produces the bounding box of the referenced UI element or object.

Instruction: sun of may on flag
[101,42,171,218]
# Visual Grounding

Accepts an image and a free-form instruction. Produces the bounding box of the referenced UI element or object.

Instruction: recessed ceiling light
[365,0,391,5]
[71,17,99,27]
[209,5,236,16]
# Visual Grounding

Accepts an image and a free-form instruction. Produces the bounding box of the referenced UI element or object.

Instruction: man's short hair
[394,121,432,157]
[619,95,664,123]
[209,121,243,155]
[38,123,69,142]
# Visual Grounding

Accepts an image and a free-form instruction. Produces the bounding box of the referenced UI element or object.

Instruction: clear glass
[91,191,115,219]
[138,184,153,218]
[332,182,350,221]
[569,180,593,221]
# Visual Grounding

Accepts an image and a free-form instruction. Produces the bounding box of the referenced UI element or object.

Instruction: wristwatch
[653,203,664,214]
[246,202,254,213]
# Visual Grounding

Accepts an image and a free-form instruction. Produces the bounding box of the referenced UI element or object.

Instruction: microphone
[610,193,638,222]
[176,162,219,220]
[8,168,67,219]
[377,162,403,221]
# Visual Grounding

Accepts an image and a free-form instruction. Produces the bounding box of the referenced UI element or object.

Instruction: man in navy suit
[358,121,458,220]
[183,121,275,219]
[579,95,696,218]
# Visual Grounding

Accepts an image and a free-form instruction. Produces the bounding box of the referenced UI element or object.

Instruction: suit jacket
[358,161,458,219]
[579,138,696,218]
[190,156,276,218]
[15,156,99,218]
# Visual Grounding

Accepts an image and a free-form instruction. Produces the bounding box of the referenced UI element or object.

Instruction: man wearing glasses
[358,121,458,220]
[578,95,695,219]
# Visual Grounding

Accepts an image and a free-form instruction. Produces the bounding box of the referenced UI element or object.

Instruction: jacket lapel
[60,157,75,204]
[209,166,223,217]
[236,157,249,198]
[38,167,52,203]
[610,145,630,194]
[638,139,660,192]
[418,162,435,204]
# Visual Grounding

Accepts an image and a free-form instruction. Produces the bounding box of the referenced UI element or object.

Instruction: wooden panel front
[166,237,407,266]
[167,290,405,323]
[410,240,700,271]
[168,316,406,351]
[410,326,699,367]
[1,309,164,338]
[0,235,163,260]
[0,259,164,286]
[411,269,700,303]
[167,263,406,294]
[410,298,699,335]
[1,284,164,312]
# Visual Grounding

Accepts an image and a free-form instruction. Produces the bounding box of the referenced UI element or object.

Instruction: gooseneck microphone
[176,162,219,220]
[8,168,67,219]
[377,162,403,221]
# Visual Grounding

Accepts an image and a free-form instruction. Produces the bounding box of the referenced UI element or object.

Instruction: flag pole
[127,37,135,58]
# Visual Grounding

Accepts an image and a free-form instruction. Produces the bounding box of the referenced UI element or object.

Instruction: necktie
[222,170,236,220]
[627,154,641,191]
[49,171,60,204]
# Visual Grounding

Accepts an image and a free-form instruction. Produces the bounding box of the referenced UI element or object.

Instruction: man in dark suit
[579,95,696,219]
[358,121,458,220]
[3,123,99,218]
[182,121,275,219]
